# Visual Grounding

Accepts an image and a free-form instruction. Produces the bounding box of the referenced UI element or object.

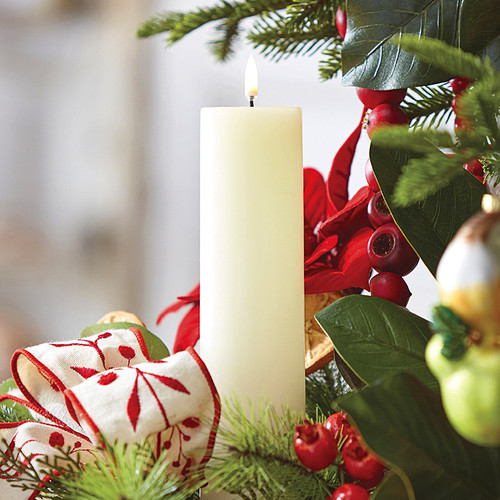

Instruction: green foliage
[338,373,500,500]
[305,361,351,418]
[0,439,201,500]
[402,84,454,130]
[372,36,500,205]
[206,398,341,499]
[342,0,500,89]
[315,295,438,391]
[369,143,485,276]
[138,0,346,79]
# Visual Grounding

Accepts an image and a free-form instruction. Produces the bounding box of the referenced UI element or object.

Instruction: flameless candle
[199,58,305,416]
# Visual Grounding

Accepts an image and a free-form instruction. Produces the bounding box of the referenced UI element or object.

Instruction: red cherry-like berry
[364,159,380,192]
[294,420,338,471]
[336,7,347,39]
[366,103,409,139]
[367,192,392,228]
[367,223,419,276]
[356,88,407,110]
[464,158,484,180]
[450,77,472,94]
[324,412,356,446]
[342,435,385,482]
[369,272,411,307]
[328,483,370,500]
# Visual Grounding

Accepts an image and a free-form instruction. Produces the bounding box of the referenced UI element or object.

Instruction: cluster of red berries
[294,412,385,499]
[364,159,418,307]
[354,87,417,307]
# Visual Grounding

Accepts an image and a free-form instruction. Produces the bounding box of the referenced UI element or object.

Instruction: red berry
[464,158,484,180]
[367,223,419,276]
[450,77,472,94]
[369,272,411,307]
[328,483,370,500]
[364,159,380,192]
[336,7,347,40]
[294,420,338,471]
[356,88,407,110]
[366,103,409,139]
[342,435,385,482]
[367,191,392,228]
[451,93,464,114]
[324,412,356,446]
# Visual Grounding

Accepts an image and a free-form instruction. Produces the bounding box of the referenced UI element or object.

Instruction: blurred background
[0,0,438,377]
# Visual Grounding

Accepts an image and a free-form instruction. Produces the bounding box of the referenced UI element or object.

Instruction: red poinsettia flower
[159,108,373,352]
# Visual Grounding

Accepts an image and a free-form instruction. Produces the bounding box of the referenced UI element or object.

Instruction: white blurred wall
[0,0,438,362]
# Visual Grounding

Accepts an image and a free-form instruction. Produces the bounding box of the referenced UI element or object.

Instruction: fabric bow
[0,327,220,499]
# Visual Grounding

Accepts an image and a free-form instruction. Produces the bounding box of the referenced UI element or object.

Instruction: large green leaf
[370,144,486,277]
[342,0,500,89]
[338,373,500,499]
[315,295,438,390]
[80,322,170,361]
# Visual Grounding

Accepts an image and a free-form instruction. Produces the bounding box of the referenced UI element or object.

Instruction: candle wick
[248,96,256,107]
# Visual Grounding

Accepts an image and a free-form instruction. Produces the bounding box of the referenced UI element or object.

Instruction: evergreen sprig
[206,398,341,499]
[372,36,500,206]
[402,84,454,130]
[137,0,293,61]
[0,438,201,500]
[248,12,336,61]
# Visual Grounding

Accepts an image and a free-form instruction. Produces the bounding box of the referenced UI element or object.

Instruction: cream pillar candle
[199,102,305,413]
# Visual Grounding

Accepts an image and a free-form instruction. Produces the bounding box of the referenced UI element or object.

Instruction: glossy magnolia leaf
[315,295,438,390]
[342,0,500,89]
[338,373,500,499]
[80,322,170,361]
[370,144,485,277]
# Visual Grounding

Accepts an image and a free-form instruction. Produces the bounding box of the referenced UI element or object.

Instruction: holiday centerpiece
[2,0,500,498]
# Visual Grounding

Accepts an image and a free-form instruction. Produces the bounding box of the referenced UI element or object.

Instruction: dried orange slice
[305,291,344,375]
[97,310,146,327]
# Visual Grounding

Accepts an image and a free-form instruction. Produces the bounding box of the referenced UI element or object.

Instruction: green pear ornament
[426,195,500,447]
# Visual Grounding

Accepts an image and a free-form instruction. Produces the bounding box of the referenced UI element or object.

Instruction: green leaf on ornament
[338,373,500,500]
[370,143,486,277]
[372,472,412,500]
[315,295,438,391]
[342,0,500,89]
[0,378,33,423]
[79,322,169,361]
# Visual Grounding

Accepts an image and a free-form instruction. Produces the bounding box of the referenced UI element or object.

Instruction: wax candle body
[200,107,305,413]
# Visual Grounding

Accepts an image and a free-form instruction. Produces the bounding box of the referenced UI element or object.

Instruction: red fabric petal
[173,304,200,353]
[304,234,339,268]
[304,168,327,229]
[156,284,200,325]
[319,186,373,239]
[304,227,374,293]
[326,106,367,216]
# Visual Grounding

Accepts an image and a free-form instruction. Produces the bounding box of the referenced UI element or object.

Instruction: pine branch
[248,12,336,61]
[0,439,201,500]
[401,84,454,130]
[206,399,341,499]
[0,403,33,424]
[319,45,343,80]
[285,0,339,31]
[137,0,293,61]
[306,361,351,419]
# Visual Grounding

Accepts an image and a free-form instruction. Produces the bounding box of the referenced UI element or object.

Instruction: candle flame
[245,55,258,98]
